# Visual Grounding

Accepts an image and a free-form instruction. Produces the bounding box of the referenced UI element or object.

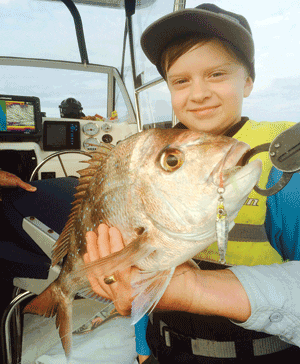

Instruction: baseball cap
[141,3,255,80]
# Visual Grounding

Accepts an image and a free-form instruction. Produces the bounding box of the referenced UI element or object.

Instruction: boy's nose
[190,80,212,102]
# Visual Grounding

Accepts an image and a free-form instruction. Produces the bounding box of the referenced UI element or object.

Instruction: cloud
[254,15,285,27]
[243,76,300,122]
[0,0,14,4]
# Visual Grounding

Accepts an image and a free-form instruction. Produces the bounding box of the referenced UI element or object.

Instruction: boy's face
[166,39,253,135]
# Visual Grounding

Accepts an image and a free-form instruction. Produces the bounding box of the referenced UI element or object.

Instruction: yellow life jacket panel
[195,120,295,266]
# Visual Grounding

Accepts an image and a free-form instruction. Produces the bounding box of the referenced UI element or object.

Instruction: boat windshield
[0,0,175,125]
[1,0,300,125]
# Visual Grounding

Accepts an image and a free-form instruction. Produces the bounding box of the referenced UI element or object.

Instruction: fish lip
[212,142,253,186]
[221,143,263,187]
[207,142,250,186]
[230,159,263,189]
[223,142,251,170]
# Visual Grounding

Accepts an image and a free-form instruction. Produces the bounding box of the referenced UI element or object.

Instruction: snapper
[24,128,262,360]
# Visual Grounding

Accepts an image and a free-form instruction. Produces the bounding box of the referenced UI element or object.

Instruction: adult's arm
[84,225,300,347]
[0,170,36,191]
[229,262,300,347]
[83,225,250,319]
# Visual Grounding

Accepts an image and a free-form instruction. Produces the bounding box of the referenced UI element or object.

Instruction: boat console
[0,94,138,181]
[42,116,136,152]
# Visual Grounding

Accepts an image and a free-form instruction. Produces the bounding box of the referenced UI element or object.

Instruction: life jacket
[194,119,295,266]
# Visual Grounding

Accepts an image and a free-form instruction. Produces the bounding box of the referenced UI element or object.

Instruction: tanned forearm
[156,266,251,323]
[189,269,251,322]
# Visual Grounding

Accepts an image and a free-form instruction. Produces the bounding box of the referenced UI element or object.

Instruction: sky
[1,0,300,123]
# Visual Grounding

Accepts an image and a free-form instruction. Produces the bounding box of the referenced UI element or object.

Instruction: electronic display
[43,120,81,151]
[46,124,67,148]
[0,95,41,141]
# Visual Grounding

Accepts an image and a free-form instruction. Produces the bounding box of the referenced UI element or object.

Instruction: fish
[23,128,262,360]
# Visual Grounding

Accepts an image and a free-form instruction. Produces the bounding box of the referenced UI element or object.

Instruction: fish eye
[160,148,184,172]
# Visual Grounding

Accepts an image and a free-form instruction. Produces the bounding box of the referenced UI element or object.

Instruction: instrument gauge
[83,137,100,151]
[102,134,113,144]
[83,122,100,136]
[101,123,112,132]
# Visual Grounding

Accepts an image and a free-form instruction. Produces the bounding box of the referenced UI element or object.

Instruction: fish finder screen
[43,120,81,151]
[0,100,36,134]
[46,124,67,148]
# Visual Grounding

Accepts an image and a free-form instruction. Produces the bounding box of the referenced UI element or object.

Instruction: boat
[0,0,299,363]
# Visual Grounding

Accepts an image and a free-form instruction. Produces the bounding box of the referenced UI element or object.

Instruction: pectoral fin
[79,231,155,278]
[130,267,175,325]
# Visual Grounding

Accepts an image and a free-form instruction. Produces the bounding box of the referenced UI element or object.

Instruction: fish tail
[23,281,73,361]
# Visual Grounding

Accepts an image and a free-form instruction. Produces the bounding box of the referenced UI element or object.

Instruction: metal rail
[29,150,90,181]
[173,0,186,12]
[1,291,36,364]
[61,0,89,65]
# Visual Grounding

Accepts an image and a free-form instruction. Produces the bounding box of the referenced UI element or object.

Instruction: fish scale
[23,128,262,361]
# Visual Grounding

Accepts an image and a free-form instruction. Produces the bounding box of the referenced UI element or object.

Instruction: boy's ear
[244,76,253,98]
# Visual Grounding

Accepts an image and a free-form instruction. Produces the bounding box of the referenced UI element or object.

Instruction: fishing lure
[216,172,229,264]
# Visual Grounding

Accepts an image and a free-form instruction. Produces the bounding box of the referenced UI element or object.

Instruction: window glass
[0,65,108,118]
[115,79,134,123]
[1,0,80,61]
[1,0,126,67]
[138,81,172,128]
[79,4,125,67]
[133,0,175,84]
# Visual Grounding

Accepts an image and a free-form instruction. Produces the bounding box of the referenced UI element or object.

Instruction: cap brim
[141,8,254,77]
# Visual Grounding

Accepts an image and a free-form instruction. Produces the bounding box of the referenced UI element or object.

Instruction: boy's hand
[0,171,37,192]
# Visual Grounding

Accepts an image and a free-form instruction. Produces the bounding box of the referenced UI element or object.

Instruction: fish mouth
[215,142,262,187]
[224,142,251,169]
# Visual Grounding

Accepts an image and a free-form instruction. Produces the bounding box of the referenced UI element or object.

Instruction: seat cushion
[1,177,78,257]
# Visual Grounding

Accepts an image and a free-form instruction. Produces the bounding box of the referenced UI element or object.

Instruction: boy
[84,4,300,363]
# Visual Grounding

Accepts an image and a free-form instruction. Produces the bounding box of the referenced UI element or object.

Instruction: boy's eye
[211,72,224,78]
[174,79,187,85]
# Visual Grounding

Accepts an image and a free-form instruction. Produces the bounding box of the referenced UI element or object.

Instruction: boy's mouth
[189,105,220,117]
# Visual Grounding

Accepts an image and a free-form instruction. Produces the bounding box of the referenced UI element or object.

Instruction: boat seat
[0,177,78,364]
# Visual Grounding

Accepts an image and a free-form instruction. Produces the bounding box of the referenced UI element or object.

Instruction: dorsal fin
[51,143,115,267]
